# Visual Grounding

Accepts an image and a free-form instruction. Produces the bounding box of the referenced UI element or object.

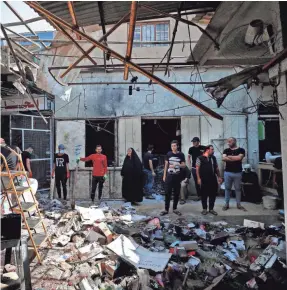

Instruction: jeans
[92,176,104,201]
[224,171,242,204]
[180,180,188,200]
[55,173,67,199]
[192,168,201,196]
[143,169,154,196]
[201,178,218,210]
[165,175,181,211]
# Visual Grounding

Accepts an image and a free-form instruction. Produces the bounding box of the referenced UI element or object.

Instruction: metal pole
[60,11,131,78]
[49,18,97,66]
[25,1,223,121]
[165,3,183,76]
[67,81,210,85]
[124,1,138,80]
[4,1,47,48]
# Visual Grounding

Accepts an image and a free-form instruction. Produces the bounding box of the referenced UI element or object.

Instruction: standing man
[52,144,70,200]
[161,140,185,216]
[188,137,205,200]
[196,145,222,215]
[80,145,108,203]
[21,145,34,178]
[143,144,156,199]
[222,137,246,211]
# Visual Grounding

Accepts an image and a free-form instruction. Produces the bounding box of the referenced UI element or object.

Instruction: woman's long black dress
[121,148,143,202]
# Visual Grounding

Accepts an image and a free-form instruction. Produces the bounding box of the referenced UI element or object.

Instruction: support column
[277,74,287,260]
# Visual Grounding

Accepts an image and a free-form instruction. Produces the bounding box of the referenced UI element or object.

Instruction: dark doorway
[259,118,281,161]
[141,118,181,157]
[85,119,115,167]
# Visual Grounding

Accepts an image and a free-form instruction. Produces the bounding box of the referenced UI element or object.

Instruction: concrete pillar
[277,74,287,260]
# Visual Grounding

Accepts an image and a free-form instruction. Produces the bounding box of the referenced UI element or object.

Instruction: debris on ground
[3,197,286,290]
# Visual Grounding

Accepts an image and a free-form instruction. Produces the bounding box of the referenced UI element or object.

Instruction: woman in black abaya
[121,148,143,203]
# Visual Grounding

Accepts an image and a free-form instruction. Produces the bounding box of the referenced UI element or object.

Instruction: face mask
[59,149,64,154]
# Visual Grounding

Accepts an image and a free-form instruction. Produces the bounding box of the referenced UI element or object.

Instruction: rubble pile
[28,200,287,289]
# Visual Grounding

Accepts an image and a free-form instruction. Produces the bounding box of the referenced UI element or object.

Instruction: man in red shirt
[80,145,108,203]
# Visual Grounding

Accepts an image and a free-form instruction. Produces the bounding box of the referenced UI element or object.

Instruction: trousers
[165,175,181,211]
[201,178,218,210]
[192,168,201,196]
[224,171,242,204]
[55,173,67,199]
[143,169,154,196]
[92,176,104,200]
[180,180,189,200]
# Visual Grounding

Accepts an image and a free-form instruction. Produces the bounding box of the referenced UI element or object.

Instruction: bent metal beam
[60,12,131,78]
[26,1,223,121]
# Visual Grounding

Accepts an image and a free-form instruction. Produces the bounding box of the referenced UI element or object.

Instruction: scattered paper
[107,235,172,272]
[76,206,106,223]
[244,219,265,230]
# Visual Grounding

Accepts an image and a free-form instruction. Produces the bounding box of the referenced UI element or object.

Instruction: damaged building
[1,1,287,290]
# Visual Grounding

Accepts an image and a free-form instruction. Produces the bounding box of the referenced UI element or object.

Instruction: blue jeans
[143,169,154,196]
[224,171,242,204]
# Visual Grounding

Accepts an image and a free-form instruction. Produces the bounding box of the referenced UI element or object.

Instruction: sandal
[173,210,182,216]
[237,204,247,211]
[160,210,169,216]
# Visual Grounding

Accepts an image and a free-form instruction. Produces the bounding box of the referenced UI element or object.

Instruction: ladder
[0,147,52,264]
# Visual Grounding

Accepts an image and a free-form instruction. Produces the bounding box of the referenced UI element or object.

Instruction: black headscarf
[121,148,143,176]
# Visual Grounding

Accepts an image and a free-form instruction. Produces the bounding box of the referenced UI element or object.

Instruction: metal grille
[10,115,52,190]
[30,160,51,189]
[33,117,50,130]
[24,131,50,159]
[11,130,23,150]
[11,115,31,129]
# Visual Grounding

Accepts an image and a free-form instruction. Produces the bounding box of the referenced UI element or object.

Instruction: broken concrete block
[62,270,72,280]
[59,261,73,271]
[46,267,63,280]
[78,242,103,260]
[86,230,106,245]
[4,264,17,272]
[98,222,113,243]
[58,235,70,246]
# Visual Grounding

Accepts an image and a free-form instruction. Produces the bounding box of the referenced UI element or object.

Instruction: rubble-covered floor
[2,195,286,290]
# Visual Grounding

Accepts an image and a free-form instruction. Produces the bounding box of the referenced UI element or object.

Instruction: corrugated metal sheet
[36,1,219,27]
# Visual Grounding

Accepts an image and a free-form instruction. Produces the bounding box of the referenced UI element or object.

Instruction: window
[133,22,169,47]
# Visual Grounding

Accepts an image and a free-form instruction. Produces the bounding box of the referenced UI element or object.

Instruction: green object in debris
[258,120,265,141]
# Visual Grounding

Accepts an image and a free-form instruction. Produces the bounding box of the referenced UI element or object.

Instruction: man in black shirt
[52,144,70,200]
[161,140,186,216]
[188,137,205,199]
[222,137,246,211]
[143,144,156,199]
[21,145,34,178]
[196,145,222,215]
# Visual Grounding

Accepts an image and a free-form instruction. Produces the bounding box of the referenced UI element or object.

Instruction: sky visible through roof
[0,1,54,37]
